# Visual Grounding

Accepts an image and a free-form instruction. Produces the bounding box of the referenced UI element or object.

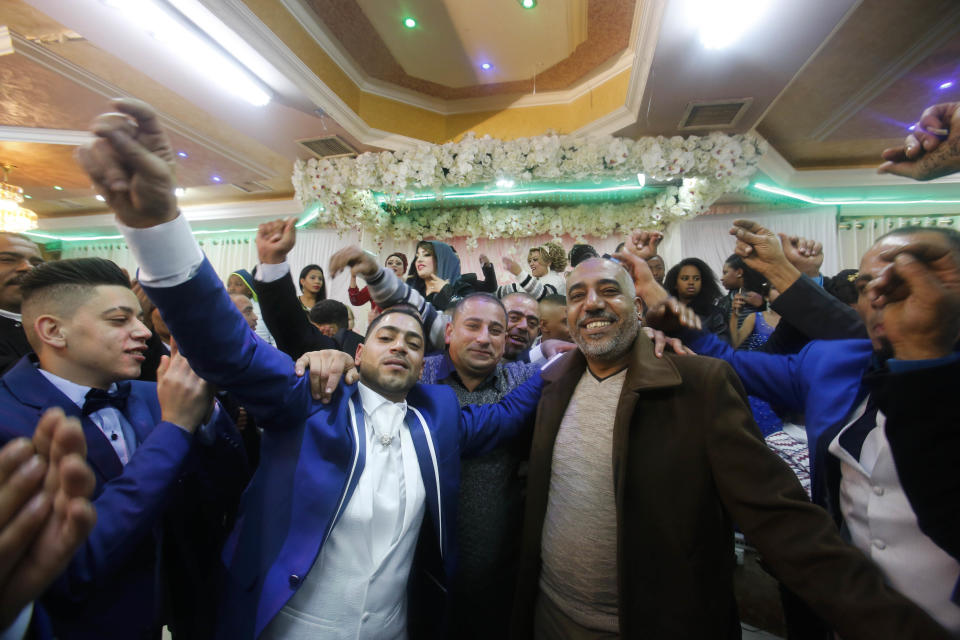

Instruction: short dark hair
[309,299,348,330]
[450,292,506,322]
[21,258,130,304]
[541,293,567,306]
[364,304,426,340]
[824,269,860,305]
[569,244,599,267]
[724,254,768,295]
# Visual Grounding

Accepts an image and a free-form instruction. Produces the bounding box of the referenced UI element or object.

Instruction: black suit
[0,313,31,375]
[253,270,338,359]
[762,274,867,355]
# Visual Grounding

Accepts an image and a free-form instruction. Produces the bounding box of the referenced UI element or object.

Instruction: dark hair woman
[298,264,326,311]
[664,257,727,337]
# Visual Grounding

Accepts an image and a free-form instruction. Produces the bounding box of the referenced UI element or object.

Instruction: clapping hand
[256,218,297,265]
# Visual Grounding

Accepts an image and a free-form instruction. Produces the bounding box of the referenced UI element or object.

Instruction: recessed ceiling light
[211,175,222,183]
[520,0,536,8]
[177,150,189,158]
[403,17,417,28]
[692,0,770,50]
[174,187,186,197]
[53,185,63,191]
[23,194,31,199]
[940,81,955,90]
[908,124,916,131]
[480,62,492,71]
[95,195,105,202]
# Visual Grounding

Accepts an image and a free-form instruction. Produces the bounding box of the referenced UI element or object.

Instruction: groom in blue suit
[80,99,545,639]
[0,257,247,639]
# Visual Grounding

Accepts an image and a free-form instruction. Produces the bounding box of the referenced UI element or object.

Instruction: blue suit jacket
[683,330,874,511]
[143,259,543,640]
[0,357,245,639]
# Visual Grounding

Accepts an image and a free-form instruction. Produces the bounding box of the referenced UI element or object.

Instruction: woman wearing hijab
[226,268,275,346]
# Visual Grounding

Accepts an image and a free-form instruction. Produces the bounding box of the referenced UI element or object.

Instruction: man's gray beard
[573,313,639,361]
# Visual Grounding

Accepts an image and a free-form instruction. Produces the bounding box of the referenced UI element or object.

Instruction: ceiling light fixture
[690,0,770,50]
[177,150,189,158]
[53,185,63,191]
[100,0,271,107]
[0,165,38,233]
[480,62,492,71]
[403,17,417,28]
[95,195,106,202]
[940,81,955,90]
[174,187,186,197]
[637,173,646,187]
[908,124,916,131]
[211,175,222,183]
[520,0,537,8]
[495,178,515,188]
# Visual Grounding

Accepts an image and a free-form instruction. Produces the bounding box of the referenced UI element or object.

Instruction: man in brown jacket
[510,255,950,639]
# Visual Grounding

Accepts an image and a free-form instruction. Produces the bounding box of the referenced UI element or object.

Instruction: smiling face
[566,259,639,362]
[502,293,540,359]
[385,255,406,278]
[300,268,324,294]
[0,235,44,313]
[356,311,425,401]
[677,265,702,302]
[446,296,506,380]
[415,244,437,278]
[528,249,548,277]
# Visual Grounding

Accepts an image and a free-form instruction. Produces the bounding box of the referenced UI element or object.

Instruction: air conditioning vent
[297,135,357,159]
[678,98,753,130]
[230,181,274,193]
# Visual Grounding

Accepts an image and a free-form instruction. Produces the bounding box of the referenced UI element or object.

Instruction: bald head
[566,258,640,363]
[230,293,258,330]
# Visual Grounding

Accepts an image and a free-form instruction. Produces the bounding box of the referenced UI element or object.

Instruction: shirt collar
[0,308,22,322]
[357,381,408,418]
[36,368,118,408]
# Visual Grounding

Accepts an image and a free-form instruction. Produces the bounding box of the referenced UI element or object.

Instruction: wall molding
[0,126,93,145]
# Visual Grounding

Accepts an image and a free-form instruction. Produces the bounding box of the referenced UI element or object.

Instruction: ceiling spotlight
[940,81,955,90]
[23,194,31,199]
[177,150,189,158]
[908,124,916,131]
[211,175,222,183]
[53,185,63,191]
[691,0,770,50]
[403,17,417,28]
[480,62,492,71]
[174,187,186,197]
[520,0,536,8]
[95,194,105,202]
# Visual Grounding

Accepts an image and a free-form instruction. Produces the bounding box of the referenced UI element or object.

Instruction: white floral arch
[293,131,766,247]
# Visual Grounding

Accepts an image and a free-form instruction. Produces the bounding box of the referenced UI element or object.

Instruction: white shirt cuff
[256,262,290,283]
[116,215,203,288]
[528,344,545,364]
[1,602,32,640]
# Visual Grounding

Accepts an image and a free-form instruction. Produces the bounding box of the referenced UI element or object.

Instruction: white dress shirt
[262,383,426,639]
[830,398,960,634]
[38,369,135,464]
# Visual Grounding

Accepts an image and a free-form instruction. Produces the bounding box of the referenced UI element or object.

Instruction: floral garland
[293,131,766,246]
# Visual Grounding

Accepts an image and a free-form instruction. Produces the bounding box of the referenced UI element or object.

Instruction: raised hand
[502,256,523,276]
[878,102,960,181]
[626,230,664,261]
[294,350,360,403]
[730,220,802,291]
[478,254,492,267]
[867,234,960,360]
[76,99,178,228]
[0,409,96,628]
[329,246,379,281]
[643,298,702,333]
[157,346,215,432]
[779,234,824,278]
[641,326,695,358]
[613,249,669,308]
[256,218,297,265]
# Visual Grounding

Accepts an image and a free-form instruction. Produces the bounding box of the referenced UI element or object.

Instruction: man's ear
[34,314,67,350]
[444,321,453,345]
[354,343,363,368]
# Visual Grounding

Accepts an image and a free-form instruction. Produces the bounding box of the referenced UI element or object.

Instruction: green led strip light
[375,183,647,205]
[753,182,960,206]
[24,204,321,243]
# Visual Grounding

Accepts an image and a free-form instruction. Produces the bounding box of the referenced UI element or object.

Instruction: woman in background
[664,257,727,338]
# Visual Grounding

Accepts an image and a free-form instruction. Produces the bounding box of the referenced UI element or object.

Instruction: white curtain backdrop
[661,206,839,281]
[837,215,960,270]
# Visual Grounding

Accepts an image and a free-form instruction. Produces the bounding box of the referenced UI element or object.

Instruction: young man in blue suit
[79,99,545,639]
[0,257,247,639]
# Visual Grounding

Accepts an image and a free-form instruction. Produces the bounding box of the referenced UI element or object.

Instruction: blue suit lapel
[405,408,444,560]
[2,358,123,482]
[124,389,157,446]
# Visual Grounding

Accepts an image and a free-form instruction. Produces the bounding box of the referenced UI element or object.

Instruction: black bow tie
[82,383,131,416]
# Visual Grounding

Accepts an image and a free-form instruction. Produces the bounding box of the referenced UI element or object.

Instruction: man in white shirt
[77,97,546,639]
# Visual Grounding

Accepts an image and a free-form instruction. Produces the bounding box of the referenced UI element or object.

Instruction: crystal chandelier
[0,165,38,233]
